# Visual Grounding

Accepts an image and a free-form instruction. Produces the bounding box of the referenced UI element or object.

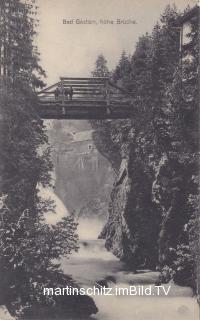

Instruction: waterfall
[38,186,69,225]
[77,218,104,240]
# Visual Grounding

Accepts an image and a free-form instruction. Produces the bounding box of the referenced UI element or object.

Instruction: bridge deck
[37,77,134,119]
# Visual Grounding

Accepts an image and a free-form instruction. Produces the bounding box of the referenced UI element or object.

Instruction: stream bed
[61,239,199,320]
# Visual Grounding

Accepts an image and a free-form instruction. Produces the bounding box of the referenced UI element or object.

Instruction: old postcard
[0,0,199,319]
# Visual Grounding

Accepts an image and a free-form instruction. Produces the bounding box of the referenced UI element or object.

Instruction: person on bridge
[64,86,74,101]
[64,88,69,100]
[54,87,61,100]
[69,86,73,101]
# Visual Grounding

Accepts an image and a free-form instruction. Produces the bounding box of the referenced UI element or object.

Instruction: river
[40,189,199,320]
[61,219,199,320]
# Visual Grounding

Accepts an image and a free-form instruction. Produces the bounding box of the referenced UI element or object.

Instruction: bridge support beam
[37,103,134,120]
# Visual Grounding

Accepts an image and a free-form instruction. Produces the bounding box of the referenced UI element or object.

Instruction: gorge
[44,116,199,320]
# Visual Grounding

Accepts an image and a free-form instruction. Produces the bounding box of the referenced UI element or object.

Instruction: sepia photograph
[0,0,199,319]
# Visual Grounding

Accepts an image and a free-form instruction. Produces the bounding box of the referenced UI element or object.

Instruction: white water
[77,218,104,241]
[39,190,199,320]
[62,220,199,320]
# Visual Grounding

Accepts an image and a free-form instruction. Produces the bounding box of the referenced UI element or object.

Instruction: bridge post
[60,78,65,105]
[105,78,110,106]
[62,106,66,116]
[37,76,134,119]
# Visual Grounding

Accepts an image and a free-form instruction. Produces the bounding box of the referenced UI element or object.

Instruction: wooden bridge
[37,77,134,119]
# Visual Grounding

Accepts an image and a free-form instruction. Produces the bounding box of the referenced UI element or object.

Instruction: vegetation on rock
[91,5,199,290]
[0,0,97,318]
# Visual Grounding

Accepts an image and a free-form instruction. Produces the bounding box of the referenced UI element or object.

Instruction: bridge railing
[37,77,132,105]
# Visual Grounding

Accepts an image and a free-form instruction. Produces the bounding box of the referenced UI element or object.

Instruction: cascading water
[62,217,198,320]
[40,188,198,320]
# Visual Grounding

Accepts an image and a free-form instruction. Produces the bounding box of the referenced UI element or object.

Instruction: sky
[36,0,197,85]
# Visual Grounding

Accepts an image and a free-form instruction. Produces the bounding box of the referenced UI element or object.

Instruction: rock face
[93,118,197,292]
[100,158,132,258]
[91,120,159,269]
[99,149,159,270]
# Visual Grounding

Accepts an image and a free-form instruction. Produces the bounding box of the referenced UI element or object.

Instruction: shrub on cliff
[0,173,97,319]
[0,0,98,317]
[90,5,198,290]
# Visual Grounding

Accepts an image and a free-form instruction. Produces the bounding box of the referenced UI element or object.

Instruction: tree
[157,9,199,288]
[91,54,110,77]
[91,54,121,170]
[91,5,198,290]
[0,0,45,87]
[0,1,97,318]
[0,195,97,319]
[113,51,132,89]
[0,196,77,309]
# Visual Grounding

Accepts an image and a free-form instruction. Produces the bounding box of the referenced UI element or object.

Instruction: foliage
[0,1,95,318]
[0,0,45,87]
[0,196,79,316]
[91,54,110,78]
[91,54,121,172]
[91,5,199,289]
[113,51,132,89]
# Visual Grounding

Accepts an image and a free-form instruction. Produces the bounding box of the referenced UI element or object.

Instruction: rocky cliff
[89,6,198,290]
[93,120,159,270]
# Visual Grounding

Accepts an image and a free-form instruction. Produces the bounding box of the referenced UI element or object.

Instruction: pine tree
[91,6,198,290]
[0,1,87,317]
[0,0,45,87]
[91,54,122,171]
[158,9,199,289]
[91,54,110,77]
[113,51,132,89]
